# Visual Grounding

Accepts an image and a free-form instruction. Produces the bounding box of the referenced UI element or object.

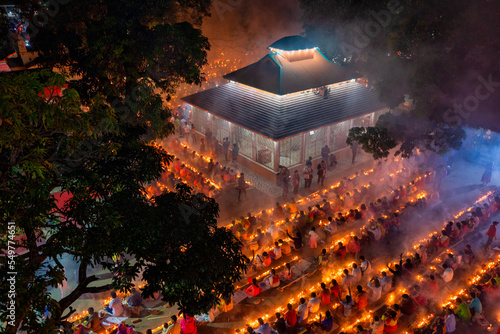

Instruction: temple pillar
[326,125,331,148]
[252,132,257,161]
[273,141,280,171]
[300,133,306,163]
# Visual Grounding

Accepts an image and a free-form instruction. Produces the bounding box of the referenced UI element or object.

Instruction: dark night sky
[202,0,303,63]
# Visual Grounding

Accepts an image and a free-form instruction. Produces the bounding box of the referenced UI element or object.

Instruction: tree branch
[60,306,76,321]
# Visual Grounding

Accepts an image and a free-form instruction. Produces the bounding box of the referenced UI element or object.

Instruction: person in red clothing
[347,236,361,259]
[284,303,297,328]
[330,279,342,299]
[180,314,198,334]
[320,283,331,305]
[486,221,499,250]
[257,252,272,267]
[382,310,398,333]
[336,242,347,259]
[423,275,438,300]
[485,278,500,299]
[354,285,368,310]
[400,294,417,315]
[245,278,262,297]
[438,230,450,248]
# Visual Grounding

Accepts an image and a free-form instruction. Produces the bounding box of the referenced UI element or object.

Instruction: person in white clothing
[352,263,362,283]
[367,278,382,302]
[308,227,319,249]
[359,256,372,276]
[307,292,320,313]
[271,242,282,260]
[268,221,280,241]
[342,269,355,290]
[106,291,124,316]
[380,271,392,292]
[370,224,382,241]
[441,264,454,283]
[445,308,456,333]
[296,298,309,324]
[324,216,337,234]
[369,315,384,334]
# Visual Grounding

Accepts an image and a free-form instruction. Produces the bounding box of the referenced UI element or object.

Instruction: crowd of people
[336,191,500,334]
[226,170,499,333]
[198,158,440,331]
[68,120,500,334]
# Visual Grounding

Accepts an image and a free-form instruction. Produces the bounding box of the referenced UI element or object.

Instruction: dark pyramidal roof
[268,35,317,51]
[223,36,358,95]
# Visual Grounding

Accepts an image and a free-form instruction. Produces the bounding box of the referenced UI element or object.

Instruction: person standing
[223,137,230,160]
[351,141,358,165]
[292,170,300,195]
[232,143,239,163]
[321,145,331,170]
[282,173,289,200]
[236,173,248,202]
[190,125,197,145]
[317,160,326,187]
[205,128,213,147]
[199,138,206,155]
[303,163,313,189]
[329,153,338,169]
[486,221,499,250]
[212,137,219,157]
[481,162,494,186]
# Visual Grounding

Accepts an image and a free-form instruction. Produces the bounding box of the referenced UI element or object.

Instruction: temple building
[182,36,388,180]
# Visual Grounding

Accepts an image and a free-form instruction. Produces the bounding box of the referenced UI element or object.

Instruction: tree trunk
[55,260,114,326]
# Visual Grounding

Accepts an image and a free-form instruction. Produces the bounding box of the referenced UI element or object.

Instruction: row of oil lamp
[230,170,430,293]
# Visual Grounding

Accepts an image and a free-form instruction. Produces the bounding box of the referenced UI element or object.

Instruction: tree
[300,0,500,159]
[116,184,247,316]
[0,70,247,333]
[21,0,211,104]
[0,70,120,332]
[0,6,15,60]
[0,1,249,331]
[347,113,465,159]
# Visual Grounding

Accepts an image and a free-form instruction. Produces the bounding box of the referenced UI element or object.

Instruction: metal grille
[192,107,209,135]
[231,124,253,158]
[256,134,274,168]
[352,114,372,127]
[280,134,302,167]
[330,120,350,151]
[373,109,388,125]
[305,127,326,159]
[213,115,230,143]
